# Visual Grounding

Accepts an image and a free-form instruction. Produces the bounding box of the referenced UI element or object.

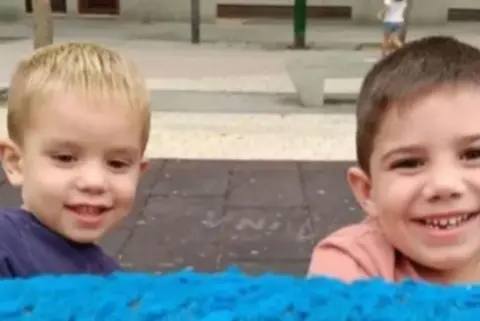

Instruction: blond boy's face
[1,91,148,243]
[349,86,480,282]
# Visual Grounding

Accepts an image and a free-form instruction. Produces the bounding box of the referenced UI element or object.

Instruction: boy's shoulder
[0,208,39,277]
[0,207,24,223]
[309,220,421,282]
[319,220,383,244]
[309,220,399,281]
[0,208,57,248]
[0,208,32,244]
[0,208,121,278]
[316,219,394,257]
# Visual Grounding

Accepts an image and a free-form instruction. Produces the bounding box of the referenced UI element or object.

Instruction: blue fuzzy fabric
[0,267,479,320]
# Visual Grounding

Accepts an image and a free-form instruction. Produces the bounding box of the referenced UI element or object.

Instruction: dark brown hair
[356,36,480,173]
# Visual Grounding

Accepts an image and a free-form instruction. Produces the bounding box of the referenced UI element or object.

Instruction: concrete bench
[286,58,374,108]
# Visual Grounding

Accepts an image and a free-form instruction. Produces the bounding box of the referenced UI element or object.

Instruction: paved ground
[4,19,480,49]
[1,19,479,112]
[0,159,362,276]
[0,34,376,99]
[0,109,357,161]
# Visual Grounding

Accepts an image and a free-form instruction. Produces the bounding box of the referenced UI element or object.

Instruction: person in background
[378,0,407,57]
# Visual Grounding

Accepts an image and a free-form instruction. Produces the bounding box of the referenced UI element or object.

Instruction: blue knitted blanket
[0,268,478,320]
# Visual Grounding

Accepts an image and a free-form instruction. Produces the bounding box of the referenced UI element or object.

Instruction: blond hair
[7,42,150,149]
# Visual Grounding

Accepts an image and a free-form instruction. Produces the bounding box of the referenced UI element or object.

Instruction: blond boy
[0,42,150,278]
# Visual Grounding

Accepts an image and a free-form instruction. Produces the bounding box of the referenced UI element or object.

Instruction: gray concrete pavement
[0,19,478,105]
[0,35,375,106]
[3,18,480,49]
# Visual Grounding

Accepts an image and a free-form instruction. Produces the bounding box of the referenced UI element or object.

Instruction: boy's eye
[52,154,75,163]
[461,148,480,161]
[108,160,130,169]
[390,157,424,170]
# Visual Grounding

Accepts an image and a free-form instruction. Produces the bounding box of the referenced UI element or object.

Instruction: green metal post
[191,0,200,44]
[293,0,307,49]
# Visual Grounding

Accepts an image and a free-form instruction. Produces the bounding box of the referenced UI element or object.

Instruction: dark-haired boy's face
[351,86,480,282]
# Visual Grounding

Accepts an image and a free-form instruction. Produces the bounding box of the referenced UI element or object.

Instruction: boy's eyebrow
[379,145,424,162]
[43,140,141,155]
[457,134,480,144]
[107,147,141,156]
[380,134,480,162]
[43,140,80,149]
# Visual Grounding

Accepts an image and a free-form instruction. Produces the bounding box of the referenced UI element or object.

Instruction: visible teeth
[75,206,102,216]
[423,213,474,229]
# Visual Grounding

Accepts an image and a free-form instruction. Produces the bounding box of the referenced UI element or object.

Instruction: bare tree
[32,0,53,49]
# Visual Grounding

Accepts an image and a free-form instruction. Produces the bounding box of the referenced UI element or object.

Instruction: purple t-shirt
[0,208,121,278]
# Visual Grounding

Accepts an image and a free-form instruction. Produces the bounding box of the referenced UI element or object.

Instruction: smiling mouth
[65,205,110,216]
[415,212,480,230]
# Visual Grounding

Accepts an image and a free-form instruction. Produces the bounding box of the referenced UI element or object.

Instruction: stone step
[0,107,356,161]
[0,76,363,96]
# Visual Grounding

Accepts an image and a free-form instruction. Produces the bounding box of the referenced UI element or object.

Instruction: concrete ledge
[0,74,366,109]
[323,78,362,103]
[286,58,371,108]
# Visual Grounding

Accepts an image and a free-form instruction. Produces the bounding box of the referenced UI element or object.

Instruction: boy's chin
[61,229,105,244]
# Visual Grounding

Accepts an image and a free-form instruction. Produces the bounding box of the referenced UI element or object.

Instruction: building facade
[2,0,480,23]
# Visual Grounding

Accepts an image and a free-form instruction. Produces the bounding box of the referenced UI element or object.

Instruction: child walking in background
[378,0,407,57]
[309,36,480,284]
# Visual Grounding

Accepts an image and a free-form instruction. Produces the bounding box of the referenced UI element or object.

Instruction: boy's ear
[139,158,149,174]
[346,166,378,218]
[0,139,23,187]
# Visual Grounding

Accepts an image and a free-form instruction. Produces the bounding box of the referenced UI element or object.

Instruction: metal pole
[293,0,307,49]
[191,0,200,44]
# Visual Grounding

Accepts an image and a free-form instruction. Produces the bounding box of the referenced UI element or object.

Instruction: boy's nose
[422,165,465,202]
[76,164,107,194]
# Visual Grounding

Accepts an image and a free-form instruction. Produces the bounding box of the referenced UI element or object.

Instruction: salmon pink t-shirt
[308,220,420,282]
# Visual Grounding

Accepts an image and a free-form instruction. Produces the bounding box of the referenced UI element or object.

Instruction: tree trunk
[400,0,412,42]
[32,0,53,49]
